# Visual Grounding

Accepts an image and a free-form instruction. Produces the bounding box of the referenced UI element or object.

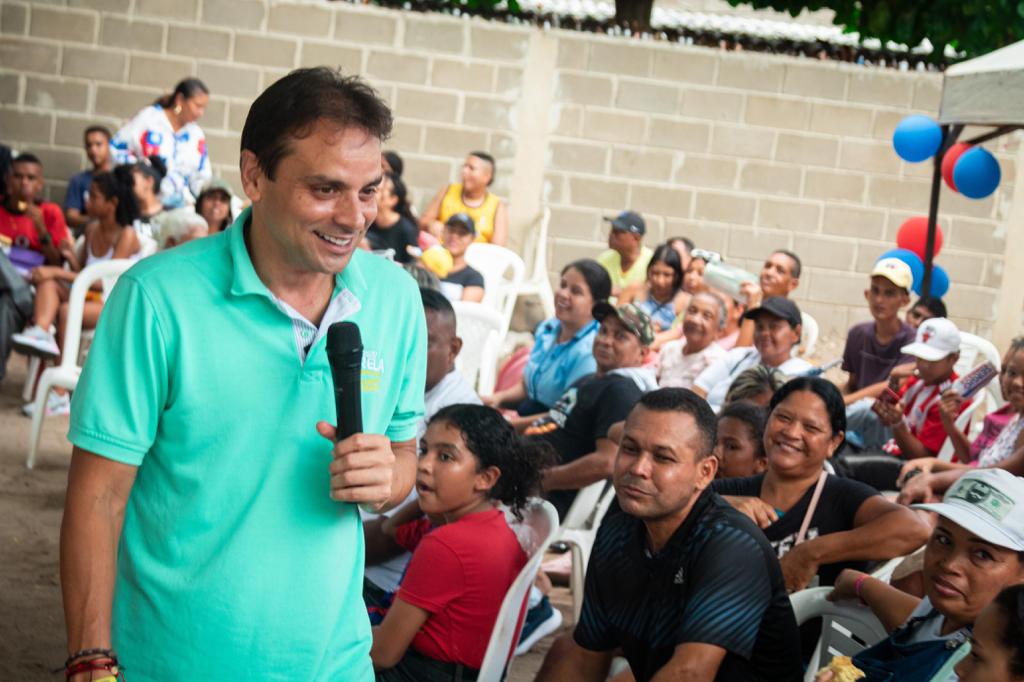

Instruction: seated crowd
[4,78,1024,682]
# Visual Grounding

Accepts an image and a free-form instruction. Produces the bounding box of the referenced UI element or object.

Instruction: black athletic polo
[574,489,803,682]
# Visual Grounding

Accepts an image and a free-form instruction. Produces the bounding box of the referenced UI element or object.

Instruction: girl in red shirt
[371,404,554,681]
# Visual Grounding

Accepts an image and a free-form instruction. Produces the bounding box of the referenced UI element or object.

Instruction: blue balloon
[953,146,1001,199]
[914,264,950,298]
[879,248,924,289]
[892,115,942,163]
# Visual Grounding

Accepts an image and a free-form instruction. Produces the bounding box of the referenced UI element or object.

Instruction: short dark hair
[429,404,556,519]
[13,153,42,168]
[773,249,802,279]
[769,377,846,438]
[383,150,403,177]
[994,584,1024,677]
[420,287,455,329]
[634,388,717,458]
[84,125,112,142]
[725,365,786,405]
[718,402,767,461]
[912,297,947,319]
[667,236,695,254]
[155,78,209,109]
[91,170,140,228]
[404,264,441,291]
[469,150,496,184]
[241,67,393,181]
[562,259,612,305]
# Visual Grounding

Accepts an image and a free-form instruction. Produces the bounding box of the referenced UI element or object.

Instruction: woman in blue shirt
[484,259,611,416]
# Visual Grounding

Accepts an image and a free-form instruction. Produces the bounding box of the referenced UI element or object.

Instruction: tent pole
[922,124,963,299]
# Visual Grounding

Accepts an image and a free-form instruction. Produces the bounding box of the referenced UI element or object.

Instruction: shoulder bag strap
[795,471,829,546]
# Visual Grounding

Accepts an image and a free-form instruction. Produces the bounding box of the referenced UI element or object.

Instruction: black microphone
[326,321,363,442]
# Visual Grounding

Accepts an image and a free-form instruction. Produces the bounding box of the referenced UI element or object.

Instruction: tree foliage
[725,0,1024,60]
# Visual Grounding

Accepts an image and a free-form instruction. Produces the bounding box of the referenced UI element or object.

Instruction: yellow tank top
[439,183,501,243]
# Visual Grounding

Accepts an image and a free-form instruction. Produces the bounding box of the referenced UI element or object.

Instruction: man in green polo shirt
[59,68,426,680]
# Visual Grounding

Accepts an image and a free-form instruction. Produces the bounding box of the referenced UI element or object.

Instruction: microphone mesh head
[327,321,362,355]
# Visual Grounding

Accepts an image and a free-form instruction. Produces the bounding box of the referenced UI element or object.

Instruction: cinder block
[432,59,493,93]
[782,63,846,100]
[839,139,901,175]
[982,257,1003,289]
[665,219,726,252]
[679,87,743,122]
[615,79,679,115]
[95,84,159,118]
[136,0,199,22]
[726,226,792,261]
[847,71,914,108]
[1,36,60,74]
[200,96,227,131]
[938,249,986,286]
[55,113,111,147]
[629,184,692,218]
[463,95,514,129]
[583,109,648,145]
[196,62,261,99]
[490,133,515,160]
[423,125,487,156]
[568,176,628,210]
[774,132,839,167]
[821,205,886,240]
[334,10,396,45]
[227,101,249,131]
[803,168,866,202]
[744,95,811,130]
[809,102,874,137]
[871,110,903,140]
[2,3,28,35]
[710,124,774,160]
[25,75,88,111]
[652,49,716,85]
[949,217,1005,253]
[167,25,231,60]
[0,108,52,144]
[299,41,362,73]
[62,46,126,82]
[796,299,849,339]
[557,36,587,69]
[548,238,605,267]
[543,173,564,204]
[695,191,756,225]
[69,0,130,12]
[866,176,932,212]
[401,155,452,190]
[648,117,710,152]
[805,270,867,306]
[717,54,783,92]
[234,33,297,69]
[267,3,332,37]
[553,105,582,136]
[100,17,165,53]
[31,148,85,185]
[610,148,674,181]
[395,87,458,123]
[495,66,522,96]
[255,68,288,92]
[0,74,20,104]
[942,183,998,220]
[29,6,96,43]
[204,132,240,166]
[389,120,422,153]
[793,234,856,270]
[548,206,601,241]
[758,198,821,233]
[366,51,428,85]
[912,76,942,112]
[469,24,528,62]
[587,41,652,77]
[130,55,194,89]
[944,285,998,322]
[675,155,737,189]
[404,15,463,54]
[550,141,608,174]
[739,161,801,196]
[556,72,613,107]
[202,0,265,30]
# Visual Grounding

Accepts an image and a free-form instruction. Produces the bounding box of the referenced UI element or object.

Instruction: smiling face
[752,313,800,367]
[864,275,910,323]
[198,190,231,231]
[554,266,597,330]
[241,120,382,278]
[442,223,474,258]
[417,420,499,518]
[1000,350,1024,414]
[760,252,799,298]
[764,390,843,480]
[923,520,1024,632]
[714,416,766,479]
[592,315,645,373]
[682,293,721,352]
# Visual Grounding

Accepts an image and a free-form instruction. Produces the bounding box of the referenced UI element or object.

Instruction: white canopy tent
[939,39,1024,125]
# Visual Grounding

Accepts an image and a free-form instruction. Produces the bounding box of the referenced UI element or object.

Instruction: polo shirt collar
[565,318,598,342]
[228,206,368,300]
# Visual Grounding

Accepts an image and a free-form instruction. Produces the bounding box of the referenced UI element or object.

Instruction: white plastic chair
[554,481,617,623]
[790,586,889,681]
[479,499,560,682]
[25,259,135,469]
[513,207,556,320]
[452,301,504,395]
[465,242,525,338]
[796,311,819,358]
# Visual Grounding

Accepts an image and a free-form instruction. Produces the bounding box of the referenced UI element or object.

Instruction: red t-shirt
[0,202,70,251]
[883,373,970,456]
[396,509,527,669]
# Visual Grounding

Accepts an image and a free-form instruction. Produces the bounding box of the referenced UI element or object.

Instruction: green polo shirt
[68,210,426,680]
[597,245,653,292]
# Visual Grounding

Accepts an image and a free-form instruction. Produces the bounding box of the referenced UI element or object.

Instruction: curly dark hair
[429,404,555,519]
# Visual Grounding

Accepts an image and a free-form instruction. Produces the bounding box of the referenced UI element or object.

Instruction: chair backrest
[935,399,983,462]
[956,332,1004,411]
[790,586,889,681]
[522,207,551,284]
[452,301,504,395]
[797,311,820,358]
[62,259,136,369]
[465,243,526,335]
[560,480,606,531]
[480,499,560,681]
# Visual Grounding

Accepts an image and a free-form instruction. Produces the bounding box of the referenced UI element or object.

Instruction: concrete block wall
[1,0,1018,340]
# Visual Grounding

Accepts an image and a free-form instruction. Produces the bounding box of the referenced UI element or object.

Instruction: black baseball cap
[603,210,645,236]
[445,212,476,235]
[742,296,802,328]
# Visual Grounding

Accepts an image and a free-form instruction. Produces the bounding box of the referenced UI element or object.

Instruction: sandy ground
[0,354,566,680]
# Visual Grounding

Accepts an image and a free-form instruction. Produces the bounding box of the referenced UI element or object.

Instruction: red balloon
[896,216,943,260]
[942,142,971,192]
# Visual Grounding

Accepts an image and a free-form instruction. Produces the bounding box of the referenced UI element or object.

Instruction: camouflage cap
[592,301,655,346]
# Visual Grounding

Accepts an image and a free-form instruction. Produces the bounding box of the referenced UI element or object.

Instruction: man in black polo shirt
[535,388,802,682]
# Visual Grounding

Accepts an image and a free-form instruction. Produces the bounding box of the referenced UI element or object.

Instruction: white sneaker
[12,325,60,359]
[22,392,71,418]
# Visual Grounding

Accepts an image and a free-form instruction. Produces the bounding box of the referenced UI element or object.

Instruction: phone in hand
[871,387,900,416]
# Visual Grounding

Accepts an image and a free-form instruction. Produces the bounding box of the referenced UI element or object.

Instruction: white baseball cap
[913,469,1024,551]
[901,317,961,362]
[871,258,914,291]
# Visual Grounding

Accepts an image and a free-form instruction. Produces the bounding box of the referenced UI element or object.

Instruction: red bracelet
[854,573,870,605]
